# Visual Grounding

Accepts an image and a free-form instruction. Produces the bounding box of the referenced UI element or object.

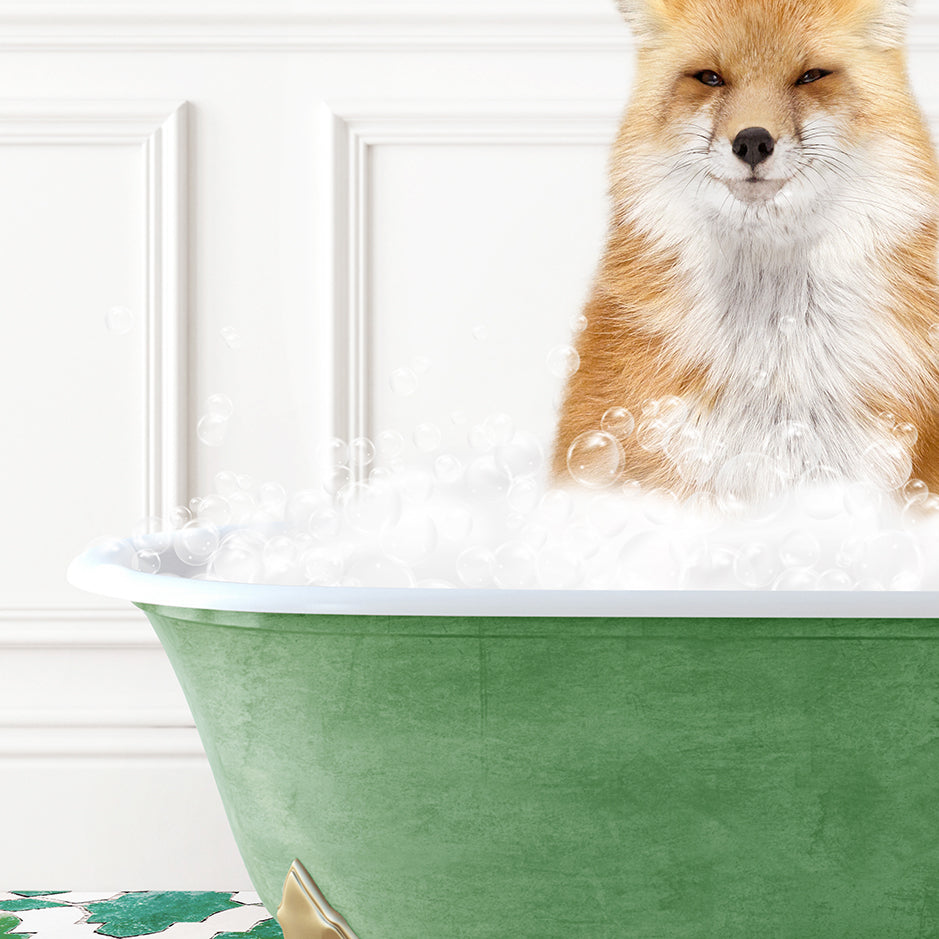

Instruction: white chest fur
[665,231,920,494]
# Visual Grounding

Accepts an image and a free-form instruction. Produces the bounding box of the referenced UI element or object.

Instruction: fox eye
[796,68,832,85]
[694,70,725,87]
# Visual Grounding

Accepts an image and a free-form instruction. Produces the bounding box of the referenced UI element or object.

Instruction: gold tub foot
[277,859,361,939]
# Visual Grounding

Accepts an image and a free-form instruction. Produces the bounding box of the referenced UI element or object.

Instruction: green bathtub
[70,545,939,937]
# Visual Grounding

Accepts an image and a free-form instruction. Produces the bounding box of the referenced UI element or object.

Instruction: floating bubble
[221,326,245,349]
[643,488,679,526]
[174,522,220,566]
[131,516,173,553]
[133,549,162,575]
[903,478,929,505]
[818,569,853,590]
[779,529,821,568]
[547,345,580,379]
[601,407,635,441]
[197,413,228,447]
[495,432,543,478]
[209,530,264,583]
[618,531,683,588]
[853,530,921,589]
[196,494,233,527]
[773,568,819,590]
[168,505,192,529]
[493,541,538,589]
[520,523,550,551]
[263,534,299,579]
[862,439,913,490]
[779,315,797,334]
[414,422,442,453]
[456,546,495,588]
[259,481,287,513]
[507,476,540,515]
[375,429,405,461]
[207,394,234,420]
[537,489,574,526]
[636,418,671,453]
[302,547,343,586]
[346,552,413,588]
[323,465,353,498]
[310,505,342,541]
[537,545,585,588]
[390,367,419,396]
[472,325,489,342]
[468,423,495,452]
[105,305,134,335]
[680,545,737,590]
[733,542,778,589]
[570,313,588,334]
[434,454,464,485]
[433,502,474,543]
[382,513,437,566]
[399,467,435,504]
[342,480,402,534]
[567,431,624,489]
[465,455,512,500]
[484,413,515,447]
[893,422,918,448]
[714,452,786,515]
[901,494,939,529]
[349,437,376,468]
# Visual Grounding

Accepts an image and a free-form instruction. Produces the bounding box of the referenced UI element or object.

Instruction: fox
[553,0,939,502]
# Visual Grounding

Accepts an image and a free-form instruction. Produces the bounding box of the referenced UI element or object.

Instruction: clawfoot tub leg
[277,859,361,939]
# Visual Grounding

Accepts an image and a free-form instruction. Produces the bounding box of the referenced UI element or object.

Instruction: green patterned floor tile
[0,898,69,911]
[213,919,283,938]
[0,912,28,937]
[85,891,242,937]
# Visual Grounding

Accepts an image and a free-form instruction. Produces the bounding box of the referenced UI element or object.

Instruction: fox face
[613,0,936,241]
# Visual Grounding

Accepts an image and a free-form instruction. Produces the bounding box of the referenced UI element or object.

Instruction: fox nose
[732,127,775,168]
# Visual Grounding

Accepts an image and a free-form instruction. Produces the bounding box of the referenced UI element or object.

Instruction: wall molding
[0,607,159,648]
[0,4,938,52]
[0,100,189,518]
[319,100,621,457]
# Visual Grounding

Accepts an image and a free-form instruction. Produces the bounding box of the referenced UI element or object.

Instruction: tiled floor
[0,891,282,937]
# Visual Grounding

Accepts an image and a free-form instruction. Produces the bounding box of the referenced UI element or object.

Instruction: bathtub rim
[67,538,939,618]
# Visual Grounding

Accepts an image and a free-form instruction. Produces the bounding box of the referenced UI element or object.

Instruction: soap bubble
[862,440,913,491]
[259,481,287,513]
[680,545,736,590]
[495,432,544,478]
[382,513,437,566]
[507,476,540,515]
[207,393,233,420]
[468,424,495,452]
[168,505,192,529]
[414,423,442,453]
[566,522,602,559]
[853,531,922,589]
[197,413,228,447]
[342,480,402,534]
[843,480,882,518]
[89,536,135,568]
[636,419,671,453]
[465,455,512,500]
[196,494,232,527]
[105,305,134,334]
[472,325,489,341]
[818,569,853,590]
[567,431,624,489]
[733,542,778,588]
[779,315,797,334]
[601,407,635,440]
[547,345,580,378]
[893,422,918,448]
[434,454,464,485]
[901,494,939,529]
[779,529,821,568]
[262,535,299,579]
[537,545,584,588]
[375,429,405,460]
[714,452,785,515]
[773,568,819,590]
[618,531,683,588]
[484,413,515,447]
[349,437,376,468]
[302,547,344,586]
[323,465,353,498]
[493,541,538,589]
[456,546,495,588]
[131,516,173,553]
[221,326,245,349]
[317,438,349,471]
[903,479,929,505]
[433,502,474,543]
[536,489,574,526]
[214,470,239,496]
[174,521,220,566]
[642,488,679,526]
[571,313,588,334]
[399,467,435,504]
[520,523,550,550]
[209,530,264,583]
[310,505,342,540]
[132,549,162,574]
[347,552,413,588]
[390,367,419,396]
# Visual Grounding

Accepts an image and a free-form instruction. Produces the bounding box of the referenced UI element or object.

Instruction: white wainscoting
[2,0,939,893]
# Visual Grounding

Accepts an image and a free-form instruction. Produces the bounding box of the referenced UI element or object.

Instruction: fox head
[610,0,937,243]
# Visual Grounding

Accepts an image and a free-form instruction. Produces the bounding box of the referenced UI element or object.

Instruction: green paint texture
[139,603,939,938]
[86,891,239,936]
[0,913,28,937]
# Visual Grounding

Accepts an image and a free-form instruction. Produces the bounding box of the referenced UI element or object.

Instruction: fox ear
[614,0,664,42]
[867,0,911,48]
